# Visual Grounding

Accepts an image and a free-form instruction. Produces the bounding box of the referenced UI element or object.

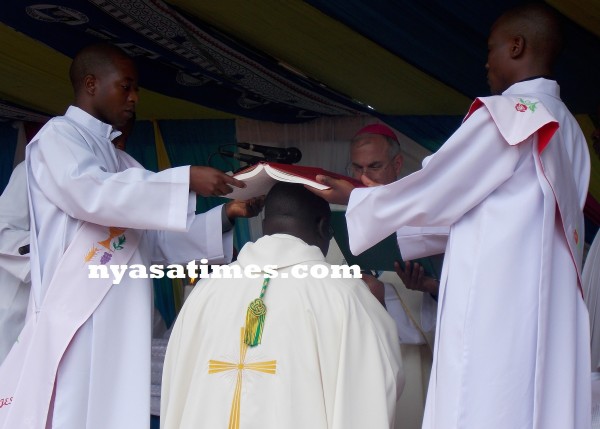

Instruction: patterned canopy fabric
[1,0,598,122]
[0,0,599,220]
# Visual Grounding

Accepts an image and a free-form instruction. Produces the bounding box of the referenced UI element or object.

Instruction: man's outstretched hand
[190,166,246,197]
[361,273,386,308]
[306,175,356,205]
[306,173,385,205]
[394,260,440,296]
[225,196,265,220]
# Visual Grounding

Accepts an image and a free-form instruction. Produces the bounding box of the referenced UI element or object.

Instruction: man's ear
[317,216,331,240]
[83,74,97,96]
[393,154,404,177]
[315,216,332,255]
[510,35,525,58]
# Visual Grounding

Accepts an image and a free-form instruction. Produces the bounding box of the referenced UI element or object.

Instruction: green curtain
[126,119,250,328]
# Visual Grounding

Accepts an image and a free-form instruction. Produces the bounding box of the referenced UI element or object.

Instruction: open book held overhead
[224,161,363,200]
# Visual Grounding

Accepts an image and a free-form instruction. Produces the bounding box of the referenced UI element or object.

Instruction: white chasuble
[346,79,590,429]
[161,234,404,429]
[326,238,433,429]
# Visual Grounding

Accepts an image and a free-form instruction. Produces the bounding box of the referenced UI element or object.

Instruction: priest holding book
[308,4,590,428]
[0,43,262,429]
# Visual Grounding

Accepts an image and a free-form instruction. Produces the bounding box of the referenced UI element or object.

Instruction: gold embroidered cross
[208,327,277,429]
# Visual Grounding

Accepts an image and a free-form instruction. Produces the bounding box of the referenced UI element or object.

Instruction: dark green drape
[126,119,250,329]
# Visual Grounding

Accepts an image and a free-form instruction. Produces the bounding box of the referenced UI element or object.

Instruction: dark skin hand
[225,196,265,220]
[308,173,384,204]
[190,166,246,197]
[310,174,441,298]
[306,175,357,205]
[361,273,386,308]
[394,260,439,296]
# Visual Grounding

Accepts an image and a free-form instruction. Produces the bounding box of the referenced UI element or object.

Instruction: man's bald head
[486,3,564,94]
[70,43,133,95]
[495,3,563,68]
[263,183,332,254]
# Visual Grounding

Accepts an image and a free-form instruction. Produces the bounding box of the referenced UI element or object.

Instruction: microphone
[218,149,265,164]
[18,244,30,255]
[237,143,302,164]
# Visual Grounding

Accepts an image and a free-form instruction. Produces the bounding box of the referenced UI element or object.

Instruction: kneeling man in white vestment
[161,182,404,429]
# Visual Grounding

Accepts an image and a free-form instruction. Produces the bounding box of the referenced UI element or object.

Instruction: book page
[231,163,263,180]
[225,161,343,199]
[226,173,276,200]
[265,166,329,190]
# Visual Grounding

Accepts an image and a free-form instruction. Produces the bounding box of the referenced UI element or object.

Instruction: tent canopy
[0,0,598,203]
[0,0,598,126]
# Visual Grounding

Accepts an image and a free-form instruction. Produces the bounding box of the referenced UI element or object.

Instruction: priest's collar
[236,234,325,270]
[65,106,116,139]
[504,77,560,99]
[519,75,554,83]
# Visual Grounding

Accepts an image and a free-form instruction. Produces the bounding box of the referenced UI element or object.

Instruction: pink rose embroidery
[515,103,527,112]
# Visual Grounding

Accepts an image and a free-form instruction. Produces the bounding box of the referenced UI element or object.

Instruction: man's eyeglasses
[346,161,392,176]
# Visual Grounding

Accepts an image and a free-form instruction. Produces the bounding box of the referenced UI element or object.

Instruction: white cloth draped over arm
[395,154,450,260]
[421,292,437,333]
[0,161,31,363]
[0,162,30,282]
[346,108,520,255]
[382,282,426,344]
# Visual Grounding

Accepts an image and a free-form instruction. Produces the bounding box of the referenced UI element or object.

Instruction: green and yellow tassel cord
[244,277,270,347]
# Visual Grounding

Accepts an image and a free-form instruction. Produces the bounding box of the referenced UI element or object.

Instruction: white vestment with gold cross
[161,234,404,429]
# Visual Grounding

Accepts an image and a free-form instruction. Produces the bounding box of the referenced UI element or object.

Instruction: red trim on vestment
[535,150,584,297]
[537,122,559,154]
[464,99,484,122]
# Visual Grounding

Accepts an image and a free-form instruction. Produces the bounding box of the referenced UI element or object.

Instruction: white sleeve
[346,108,520,255]
[0,162,30,282]
[396,226,449,260]
[420,292,437,334]
[29,123,192,232]
[149,205,234,265]
[383,283,425,345]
